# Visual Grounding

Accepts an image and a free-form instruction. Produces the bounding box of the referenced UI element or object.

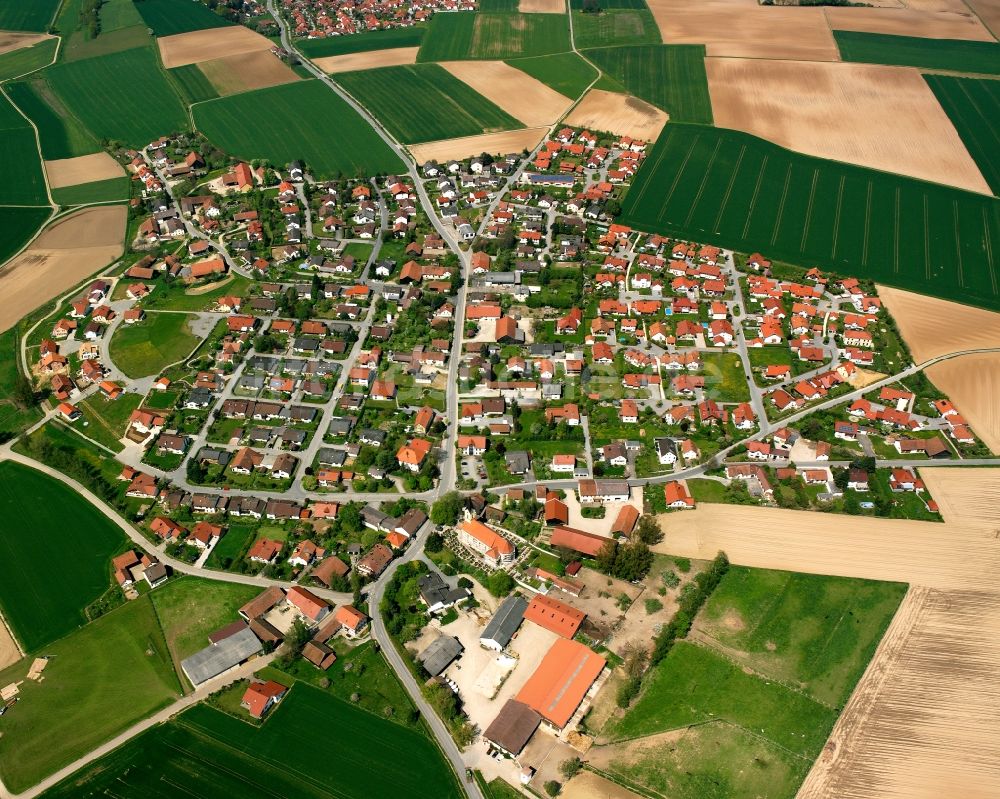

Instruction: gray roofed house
[327,417,355,437]
[180,626,262,687]
[240,374,267,391]
[505,450,531,475]
[480,595,528,651]
[529,343,564,357]
[484,699,541,756]
[316,448,347,467]
[249,355,279,373]
[185,387,213,408]
[288,405,317,422]
[418,635,464,677]
[418,572,469,614]
[361,505,392,531]
[359,428,386,446]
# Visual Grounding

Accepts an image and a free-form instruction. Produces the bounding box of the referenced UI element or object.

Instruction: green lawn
[40,685,463,798]
[168,63,220,105]
[925,74,1000,196]
[108,311,199,378]
[583,44,713,123]
[77,391,143,451]
[4,78,100,159]
[418,12,572,61]
[194,78,405,178]
[506,51,598,100]
[571,9,661,49]
[141,273,251,311]
[51,175,130,205]
[0,595,181,793]
[134,0,236,36]
[0,461,126,652]
[701,351,750,402]
[204,521,256,570]
[0,0,60,31]
[0,38,57,82]
[686,477,729,503]
[299,26,426,59]
[834,30,1000,75]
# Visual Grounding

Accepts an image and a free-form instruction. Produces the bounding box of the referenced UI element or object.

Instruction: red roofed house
[664,481,695,509]
[457,519,514,567]
[516,638,606,730]
[397,437,432,472]
[286,586,331,623]
[524,594,586,639]
[334,604,369,639]
[241,679,287,719]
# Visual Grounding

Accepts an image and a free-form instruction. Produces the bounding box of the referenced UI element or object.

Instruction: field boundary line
[741,154,768,240]
[770,163,792,247]
[0,606,24,659]
[683,136,721,228]
[712,144,745,233]
[893,186,901,274]
[982,206,997,294]
[583,764,668,799]
[799,168,819,252]
[831,174,845,260]
[953,200,965,288]
[655,128,700,222]
[862,180,872,266]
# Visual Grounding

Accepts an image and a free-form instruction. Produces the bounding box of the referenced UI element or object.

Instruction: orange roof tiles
[515,639,606,728]
[524,594,585,639]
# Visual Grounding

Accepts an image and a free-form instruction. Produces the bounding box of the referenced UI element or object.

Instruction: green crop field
[620,123,1000,311]
[169,63,220,104]
[45,46,189,146]
[0,206,50,265]
[108,311,199,378]
[134,0,235,36]
[0,38,57,82]
[0,0,60,31]
[698,567,906,707]
[0,462,125,651]
[100,0,145,32]
[194,79,404,177]
[337,63,522,143]
[571,0,648,7]
[40,685,463,798]
[418,12,571,61]
[835,30,1000,75]
[299,26,425,59]
[571,9,661,49]
[51,175,130,205]
[506,52,597,100]
[583,44,712,123]
[925,74,1000,197]
[0,93,48,206]
[0,595,181,793]
[4,78,99,158]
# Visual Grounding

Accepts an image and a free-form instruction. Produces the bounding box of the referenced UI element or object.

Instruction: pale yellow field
[0,611,21,671]
[442,60,574,127]
[924,354,1000,453]
[918,467,1000,524]
[44,152,125,189]
[198,50,299,95]
[876,284,1000,363]
[964,0,1000,32]
[0,32,52,56]
[408,127,548,163]
[313,46,419,73]
[0,206,125,333]
[706,59,991,194]
[157,26,273,68]
[520,0,566,10]
[564,89,668,141]
[824,6,995,39]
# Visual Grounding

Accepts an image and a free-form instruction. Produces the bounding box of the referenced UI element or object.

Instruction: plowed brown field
[157,26,273,68]
[564,89,667,141]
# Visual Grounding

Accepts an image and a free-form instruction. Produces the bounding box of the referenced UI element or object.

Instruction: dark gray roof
[480,595,527,649]
[484,699,541,755]
[180,626,261,686]
[418,635,464,677]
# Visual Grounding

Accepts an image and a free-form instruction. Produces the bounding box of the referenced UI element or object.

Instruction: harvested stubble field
[198,50,300,95]
[407,126,549,162]
[925,75,1000,195]
[834,31,1000,75]
[705,58,991,194]
[336,63,523,143]
[417,12,571,61]
[0,205,125,333]
[924,354,1000,452]
[43,152,124,189]
[520,0,565,11]
[619,123,1000,312]
[157,25,275,69]
[441,60,574,126]
[564,89,668,141]
[0,32,52,56]
[314,46,420,73]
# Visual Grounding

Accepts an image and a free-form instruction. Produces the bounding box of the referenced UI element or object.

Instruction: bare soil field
[564,89,668,141]
[798,586,1000,799]
[876,284,1000,362]
[847,367,888,389]
[647,0,839,61]
[0,32,52,56]
[917,467,1000,524]
[824,6,995,39]
[964,0,1000,33]
[44,152,125,189]
[157,26,273,69]
[312,46,420,73]
[924,354,1000,453]
[520,0,568,12]
[0,206,125,333]
[408,126,548,163]
[442,60,574,126]
[563,769,646,799]
[706,58,991,194]
[198,50,299,95]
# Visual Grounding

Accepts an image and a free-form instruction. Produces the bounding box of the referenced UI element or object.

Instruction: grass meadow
[337,63,523,143]
[925,74,1000,196]
[298,26,425,58]
[0,38,57,82]
[0,92,48,205]
[134,0,236,36]
[506,52,597,100]
[108,311,199,378]
[620,123,1000,311]
[418,12,571,61]
[0,206,50,265]
[4,78,99,159]
[835,30,1000,75]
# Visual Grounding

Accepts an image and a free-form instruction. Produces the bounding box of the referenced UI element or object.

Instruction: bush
[559,758,583,780]
[616,675,641,708]
[544,780,561,797]
[651,552,729,666]
[644,598,663,614]
[673,556,691,573]
[661,570,679,588]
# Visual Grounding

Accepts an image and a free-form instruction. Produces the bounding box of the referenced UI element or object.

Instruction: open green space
[583,44,712,123]
[620,122,1000,311]
[133,0,236,36]
[0,38,57,82]
[0,92,48,206]
[506,51,597,100]
[418,12,571,61]
[100,0,145,32]
[0,595,181,793]
[299,26,425,59]
[834,30,1000,75]
[108,311,199,378]
[204,521,255,569]
[51,175,130,205]
[572,9,661,49]
[0,461,125,651]
[194,78,404,178]
[141,273,251,311]
[701,351,750,402]
[925,74,1000,196]
[337,63,523,144]
[40,684,463,798]
[61,22,153,62]
[699,567,906,707]
[168,62,220,104]
[0,206,51,265]
[77,391,142,452]
[0,329,43,435]
[45,45,189,147]
[0,0,60,32]
[4,78,100,158]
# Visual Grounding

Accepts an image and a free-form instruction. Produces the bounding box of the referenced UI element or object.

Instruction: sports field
[45,46,189,147]
[0,595,181,793]
[40,685,463,798]
[169,63,220,104]
[505,52,597,100]
[925,74,1000,196]
[834,30,1000,75]
[4,78,99,159]
[418,12,571,61]
[571,9,662,49]
[108,311,199,378]
[619,123,1000,311]
[298,26,425,58]
[194,79,404,178]
[0,461,125,651]
[583,44,713,123]
[134,0,235,36]
[337,63,523,143]
[0,0,60,32]
[0,37,56,82]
